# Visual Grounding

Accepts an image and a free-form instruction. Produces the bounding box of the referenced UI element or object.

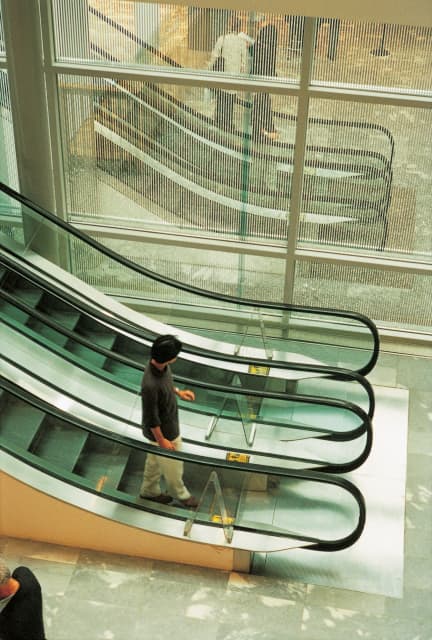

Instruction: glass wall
[302,100,432,260]
[0,3,19,210]
[1,1,431,334]
[311,21,432,93]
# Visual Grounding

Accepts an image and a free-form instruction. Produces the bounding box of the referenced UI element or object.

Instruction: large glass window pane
[46,4,432,337]
[72,233,286,305]
[299,100,432,260]
[58,73,300,242]
[52,2,302,81]
[294,260,432,334]
[312,20,432,94]
[0,69,20,242]
[0,70,19,190]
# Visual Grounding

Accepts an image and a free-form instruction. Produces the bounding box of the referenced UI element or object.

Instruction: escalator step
[2,273,34,292]
[45,310,81,332]
[75,314,113,336]
[9,287,43,309]
[103,359,141,385]
[0,394,46,450]
[30,416,89,472]
[112,335,149,364]
[74,316,118,351]
[73,434,131,491]
[0,300,30,325]
[81,330,116,351]
[65,341,107,369]
[117,448,146,494]
[39,292,78,315]
[26,318,69,347]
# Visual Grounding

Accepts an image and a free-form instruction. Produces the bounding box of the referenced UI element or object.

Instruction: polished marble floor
[1,348,431,640]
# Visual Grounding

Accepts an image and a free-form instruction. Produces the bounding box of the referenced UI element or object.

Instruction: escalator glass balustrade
[0,180,380,377]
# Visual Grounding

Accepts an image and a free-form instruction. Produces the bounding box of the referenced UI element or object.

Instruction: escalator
[0,187,377,473]
[0,12,381,558]
[0,182,376,553]
[0,375,367,553]
[0,252,375,412]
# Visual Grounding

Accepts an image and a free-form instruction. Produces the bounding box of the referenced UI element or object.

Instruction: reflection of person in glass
[209,15,248,132]
[285,15,305,55]
[251,14,279,140]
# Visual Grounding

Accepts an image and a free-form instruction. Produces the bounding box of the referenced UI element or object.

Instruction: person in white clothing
[209,16,249,132]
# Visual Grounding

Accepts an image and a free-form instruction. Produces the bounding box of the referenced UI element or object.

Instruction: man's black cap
[151,334,182,363]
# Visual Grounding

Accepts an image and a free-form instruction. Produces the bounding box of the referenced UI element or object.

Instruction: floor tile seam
[44,591,151,611]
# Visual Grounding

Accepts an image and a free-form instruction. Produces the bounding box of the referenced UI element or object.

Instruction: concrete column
[2,0,55,212]
[1,0,58,259]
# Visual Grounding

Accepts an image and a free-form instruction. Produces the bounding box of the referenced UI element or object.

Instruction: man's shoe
[180,495,199,508]
[140,493,173,504]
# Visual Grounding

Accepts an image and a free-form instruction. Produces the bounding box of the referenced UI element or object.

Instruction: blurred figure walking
[209,15,248,132]
[251,14,279,140]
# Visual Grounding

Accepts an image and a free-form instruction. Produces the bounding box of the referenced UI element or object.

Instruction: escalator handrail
[0,251,376,419]
[0,180,380,376]
[1,348,372,475]
[0,290,372,445]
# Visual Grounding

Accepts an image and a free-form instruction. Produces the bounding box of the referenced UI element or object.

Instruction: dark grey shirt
[141,362,179,442]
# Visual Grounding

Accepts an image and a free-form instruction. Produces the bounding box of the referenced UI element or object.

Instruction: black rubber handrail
[0,374,367,551]
[0,248,376,419]
[0,180,380,376]
[0,276,374,475]
[1,339,371,476]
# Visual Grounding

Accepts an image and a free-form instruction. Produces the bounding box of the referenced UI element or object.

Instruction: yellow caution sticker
[211,515,235,525]
[248,365,270,376]
[226,452,250,463]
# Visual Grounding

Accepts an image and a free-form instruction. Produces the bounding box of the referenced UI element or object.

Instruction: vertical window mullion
[283,17,316,304]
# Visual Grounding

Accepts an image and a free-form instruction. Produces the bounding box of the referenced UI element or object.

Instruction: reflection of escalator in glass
[0,180,380,378]
[87,7,394,196]
[0,376,367,552]
[93,77,393,240]
[1,256,373,474]
[86,12,394,241]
